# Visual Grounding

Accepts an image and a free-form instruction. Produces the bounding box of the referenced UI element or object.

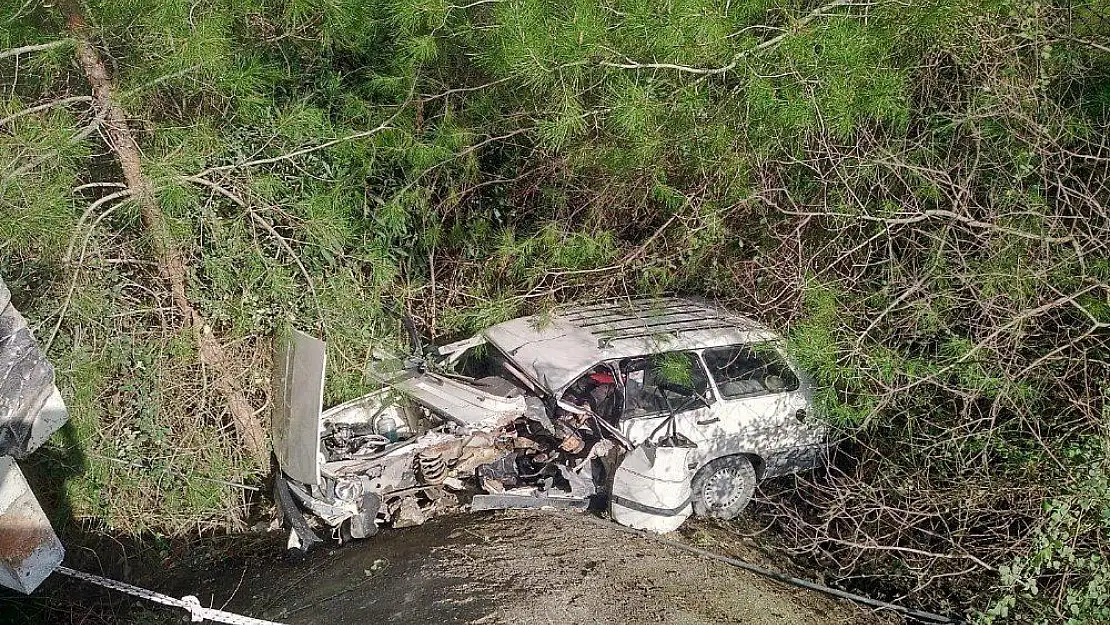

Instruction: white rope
[55,566,289,625]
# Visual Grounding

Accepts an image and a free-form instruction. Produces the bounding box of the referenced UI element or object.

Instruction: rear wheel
[691,455,756,520]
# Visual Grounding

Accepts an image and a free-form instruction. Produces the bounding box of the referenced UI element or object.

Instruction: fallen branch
[46,190,137,350]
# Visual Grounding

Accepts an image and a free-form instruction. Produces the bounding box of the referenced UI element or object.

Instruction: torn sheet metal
[0,277,69,594]
[0,281,67,458]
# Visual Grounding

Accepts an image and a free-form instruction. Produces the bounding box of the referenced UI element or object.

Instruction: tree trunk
[61,6,268,466]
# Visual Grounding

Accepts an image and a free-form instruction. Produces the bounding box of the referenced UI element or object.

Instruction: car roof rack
[595,319,738,348]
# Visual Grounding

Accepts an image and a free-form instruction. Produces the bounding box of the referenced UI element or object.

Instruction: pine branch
[3,119,102,182]
[0,39,73,61]
[181,175,324,333]
[601,0,856,75]
[194,82,414,179]
[0,95,93,128]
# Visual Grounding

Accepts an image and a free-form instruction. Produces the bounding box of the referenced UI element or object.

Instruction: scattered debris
[273,297,830,550]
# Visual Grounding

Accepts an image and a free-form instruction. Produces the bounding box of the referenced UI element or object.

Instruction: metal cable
[55,566,289,625]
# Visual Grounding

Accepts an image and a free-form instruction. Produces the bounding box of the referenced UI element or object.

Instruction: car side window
[702,344,799,399]
[619,352,712,420]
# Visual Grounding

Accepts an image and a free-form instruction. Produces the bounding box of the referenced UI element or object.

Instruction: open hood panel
[272,329,326,486]
[373,368,526,430]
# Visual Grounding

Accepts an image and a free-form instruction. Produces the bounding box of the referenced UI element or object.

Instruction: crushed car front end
[271,329,620,549]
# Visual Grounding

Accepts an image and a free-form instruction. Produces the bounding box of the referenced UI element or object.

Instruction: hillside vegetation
[2,1,1108,622]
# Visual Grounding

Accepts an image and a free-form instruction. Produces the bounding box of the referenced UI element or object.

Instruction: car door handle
[696,417,720,425]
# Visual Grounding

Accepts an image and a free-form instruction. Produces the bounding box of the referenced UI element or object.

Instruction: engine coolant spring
[417,450,447,485]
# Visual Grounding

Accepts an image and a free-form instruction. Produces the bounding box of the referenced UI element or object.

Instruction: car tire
[691,455,757,520]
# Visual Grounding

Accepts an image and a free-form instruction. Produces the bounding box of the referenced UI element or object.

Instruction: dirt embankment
[185,510,902,625]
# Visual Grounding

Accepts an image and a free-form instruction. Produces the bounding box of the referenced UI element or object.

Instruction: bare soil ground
[196,510,901,625]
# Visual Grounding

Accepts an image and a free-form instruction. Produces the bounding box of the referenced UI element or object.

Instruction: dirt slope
[200,510,900,625]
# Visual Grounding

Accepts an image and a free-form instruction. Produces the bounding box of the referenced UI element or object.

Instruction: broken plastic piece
[476,453,522,492]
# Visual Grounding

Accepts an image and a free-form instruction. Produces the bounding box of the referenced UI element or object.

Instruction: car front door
[615,351,721,463]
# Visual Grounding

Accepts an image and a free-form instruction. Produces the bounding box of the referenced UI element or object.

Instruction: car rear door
[698,343,814,461]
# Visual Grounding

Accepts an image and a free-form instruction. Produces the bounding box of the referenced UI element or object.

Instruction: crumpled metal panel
[272,328,325,486]
[0,280,67,458]
[0,277,69,594]
[382,371,526,429]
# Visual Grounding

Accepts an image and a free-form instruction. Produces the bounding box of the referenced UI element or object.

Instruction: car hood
[369,366,527,430]
[273,330,526,485]
[272,329,327,485]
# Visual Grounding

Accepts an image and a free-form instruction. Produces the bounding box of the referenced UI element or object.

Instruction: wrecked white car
[271,297,827,549]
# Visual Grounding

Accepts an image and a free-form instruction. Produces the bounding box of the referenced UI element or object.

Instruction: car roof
[482,296,779,394]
